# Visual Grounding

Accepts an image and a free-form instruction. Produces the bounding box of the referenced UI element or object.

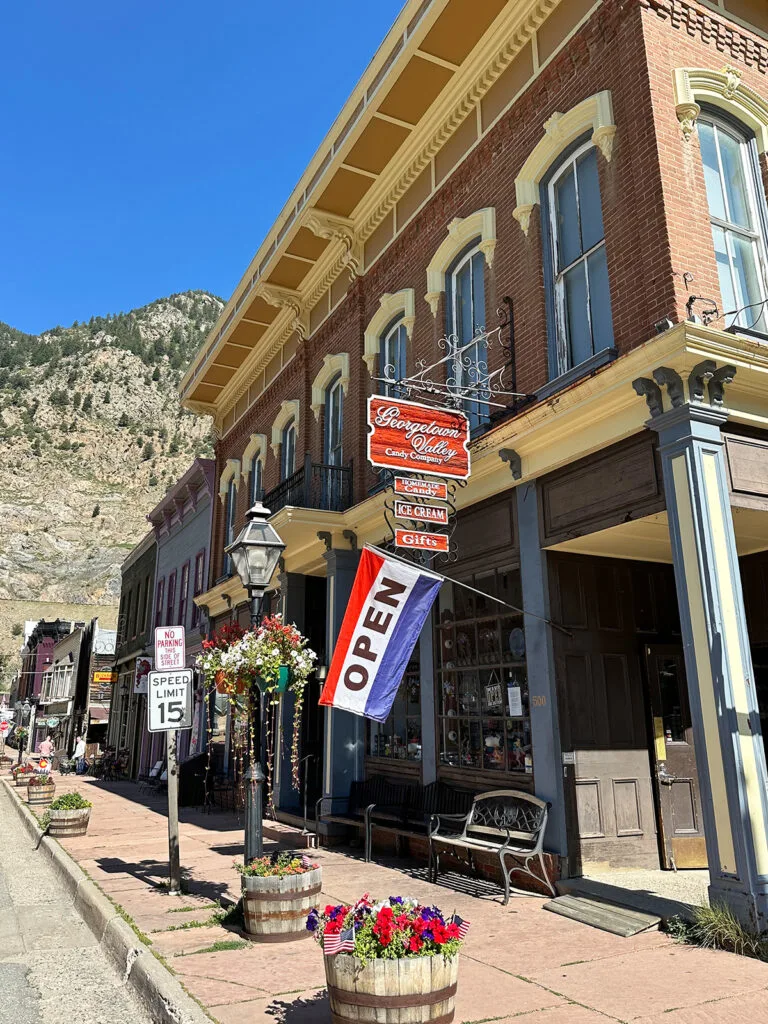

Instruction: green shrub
[49,792,92,811]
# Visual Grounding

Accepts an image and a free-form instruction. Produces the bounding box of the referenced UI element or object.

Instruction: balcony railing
[264,455,353,515]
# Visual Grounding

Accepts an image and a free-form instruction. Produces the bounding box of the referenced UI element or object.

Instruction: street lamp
[225,502,286,864]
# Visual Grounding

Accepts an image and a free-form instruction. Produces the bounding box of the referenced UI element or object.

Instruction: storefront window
[367,660,421,761]
[437,567,532,776]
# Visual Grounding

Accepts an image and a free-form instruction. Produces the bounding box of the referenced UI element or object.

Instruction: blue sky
[2,2,402,335]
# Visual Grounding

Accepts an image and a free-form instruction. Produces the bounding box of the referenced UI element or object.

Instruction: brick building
[183,0,768,924]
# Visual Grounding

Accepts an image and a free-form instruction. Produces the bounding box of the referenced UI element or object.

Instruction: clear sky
[2,1,402,335]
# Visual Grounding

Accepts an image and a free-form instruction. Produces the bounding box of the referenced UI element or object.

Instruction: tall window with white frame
[223,477,237,577]
[448,246,489,433]
[248,455,263,507]
[281,419,297,481]
[545,141,614,379]
[699,113,768,335]
[379,316,407,396]
[323,374,344,510]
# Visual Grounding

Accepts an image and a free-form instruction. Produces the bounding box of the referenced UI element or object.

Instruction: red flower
[408,935,423,953]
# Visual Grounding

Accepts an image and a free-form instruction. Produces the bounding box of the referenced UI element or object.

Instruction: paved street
[0,783,152,1024]
[6,775,768,1024]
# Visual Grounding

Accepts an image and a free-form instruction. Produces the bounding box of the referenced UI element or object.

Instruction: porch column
[649,399,768,927]
[419,616,437,786]
[274,572,306,813]
[323,547,362,810]
[516,482,568,858]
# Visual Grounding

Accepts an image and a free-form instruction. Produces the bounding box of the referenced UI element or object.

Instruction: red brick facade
[210,0,768,586]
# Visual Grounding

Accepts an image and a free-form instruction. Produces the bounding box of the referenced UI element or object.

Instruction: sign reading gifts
[367,397,470,479]
[319,547,442,723]
[154,626,186,671]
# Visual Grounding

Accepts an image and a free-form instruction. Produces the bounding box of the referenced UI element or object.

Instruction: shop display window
[367,661,421,761]
[437,567,532,776]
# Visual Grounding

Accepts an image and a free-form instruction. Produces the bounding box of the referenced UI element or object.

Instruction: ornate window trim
[218,459,241,504]
[425,209,496,317]
[270,400,300,456]
[241,434,267,483]
[673,66,768,151]
[311,354,351,420]
[363,291,415,374]
[513,91,616,236]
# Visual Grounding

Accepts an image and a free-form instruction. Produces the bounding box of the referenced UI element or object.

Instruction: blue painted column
[516,481,568,859]
[650,401,768,927]
[322,547,362,812]
[274,571,306,813]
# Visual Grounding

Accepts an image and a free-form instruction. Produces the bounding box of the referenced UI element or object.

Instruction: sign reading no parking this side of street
[154,625,186,671]
[147,669,193,732]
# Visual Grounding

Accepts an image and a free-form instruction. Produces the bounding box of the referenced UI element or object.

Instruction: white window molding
[513,91,616,236]
[241,434,267,483]
[425,209,496,317]
[218,459,241,504]
[271,400,300,456]
[673,66,768,151]
[310,353,351,420]
[363,290,415,374]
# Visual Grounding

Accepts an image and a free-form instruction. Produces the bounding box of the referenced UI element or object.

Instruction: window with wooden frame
[543,141,614,379]
[446,244,489,434]
[191,550,206,628]
[178,562,190,630]
[248,456,263,507]
[281,418,297,481]
[223,477,237,577]
[154,577,165,629]
[699,111,768,335]
[379,316,408,397]
[367,659,421,762]
[166,570,177,627]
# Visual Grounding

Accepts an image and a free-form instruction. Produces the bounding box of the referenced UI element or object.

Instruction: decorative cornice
[645,1,768,71]
[258,284,308,341]
[672,65,768,151]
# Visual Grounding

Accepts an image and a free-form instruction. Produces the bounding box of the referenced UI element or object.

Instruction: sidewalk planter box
[27,780,56,809]
[14,772,33,788]
[48,807,91,838]
[325,953,459,1023]
[241,866,322,942]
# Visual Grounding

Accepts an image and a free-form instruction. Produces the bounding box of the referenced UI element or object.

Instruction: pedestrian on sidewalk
[74,735,87,774]
[39,735,54,757]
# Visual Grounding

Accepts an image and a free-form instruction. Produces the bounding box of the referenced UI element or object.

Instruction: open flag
[324,926,356,956]
[319,547,442,723]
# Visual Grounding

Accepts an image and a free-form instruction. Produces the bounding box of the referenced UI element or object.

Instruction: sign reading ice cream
[367,396,470,479]
[154,626,186,671]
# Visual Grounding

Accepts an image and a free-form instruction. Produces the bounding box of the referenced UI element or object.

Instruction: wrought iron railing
[264,455,353,515]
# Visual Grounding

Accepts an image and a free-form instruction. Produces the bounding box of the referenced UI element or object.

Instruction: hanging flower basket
[254,666,292,694]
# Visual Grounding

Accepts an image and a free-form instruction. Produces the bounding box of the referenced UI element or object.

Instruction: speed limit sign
[147,669,193,732]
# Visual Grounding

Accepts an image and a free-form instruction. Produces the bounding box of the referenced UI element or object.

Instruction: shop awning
[89,707,109,722]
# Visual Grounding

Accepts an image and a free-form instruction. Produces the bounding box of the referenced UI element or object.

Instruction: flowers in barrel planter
[237,852,322,942]
[307,895,469,963]
[198,615,317,807]
[237,851,319,878]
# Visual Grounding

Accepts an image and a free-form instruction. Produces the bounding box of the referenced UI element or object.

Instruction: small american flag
[451,914,470,940]
[323,926,356,956]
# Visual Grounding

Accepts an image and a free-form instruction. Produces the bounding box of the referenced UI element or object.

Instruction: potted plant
[307,895,469,1022]
[13,763,34,787]
[47,791,92,837]
[27,772,56,808]
[237,851,321,942]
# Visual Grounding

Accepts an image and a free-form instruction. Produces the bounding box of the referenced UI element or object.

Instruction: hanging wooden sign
[394,500,449,525]
[395,529,450,552]
[394,476,449,500]
[367,396,470,479]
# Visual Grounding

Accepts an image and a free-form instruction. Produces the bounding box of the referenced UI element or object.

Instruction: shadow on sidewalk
[81,779,243,832]
[265,990,329,1021]
[94,856,232,904]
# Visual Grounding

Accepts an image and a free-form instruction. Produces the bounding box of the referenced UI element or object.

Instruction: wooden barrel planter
[48,807,91,838]
[325,953,459,1024]
[241,866,322,942]
[27,782,56,808]
[14,773,32,788]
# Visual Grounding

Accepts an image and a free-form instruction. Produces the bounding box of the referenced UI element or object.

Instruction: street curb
[1,779,213,1024]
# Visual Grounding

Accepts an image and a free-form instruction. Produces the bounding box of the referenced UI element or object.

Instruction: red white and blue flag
[319,547,442,723]
[324,926,356,956]
[451,914,470,940]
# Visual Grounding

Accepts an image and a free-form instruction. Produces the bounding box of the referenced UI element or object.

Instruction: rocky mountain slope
[0,291,223,617]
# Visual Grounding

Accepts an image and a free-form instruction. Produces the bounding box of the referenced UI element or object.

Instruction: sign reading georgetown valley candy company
[367,396,470,479]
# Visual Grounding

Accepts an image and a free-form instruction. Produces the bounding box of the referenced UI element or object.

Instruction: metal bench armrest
[429,811,470,838]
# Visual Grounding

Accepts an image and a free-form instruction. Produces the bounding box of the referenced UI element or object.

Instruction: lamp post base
[244,761,265,864]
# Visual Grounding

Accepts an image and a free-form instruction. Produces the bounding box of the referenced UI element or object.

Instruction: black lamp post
[225,502,286,864]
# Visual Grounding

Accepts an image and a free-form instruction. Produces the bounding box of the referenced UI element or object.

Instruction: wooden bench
[428,789,554,903]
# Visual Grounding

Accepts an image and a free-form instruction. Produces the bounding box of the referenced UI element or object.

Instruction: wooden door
[645,646,707,870]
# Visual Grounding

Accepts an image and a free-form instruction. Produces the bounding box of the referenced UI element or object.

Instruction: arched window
[281,419,297,481]
[324,374,344,467]
[223,477,237,576]
[543,141,614,379]
[448,245,488,432]
[379,317,407,397]
[248,456,263,506]
[699,113,768,334]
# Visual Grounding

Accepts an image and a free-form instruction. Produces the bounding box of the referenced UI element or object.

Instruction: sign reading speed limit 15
[147,669,193,733]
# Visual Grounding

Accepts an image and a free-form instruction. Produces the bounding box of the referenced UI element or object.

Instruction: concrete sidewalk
[12,775,768,1024]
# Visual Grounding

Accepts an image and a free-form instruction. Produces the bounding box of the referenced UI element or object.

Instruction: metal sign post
[147,655,192,898]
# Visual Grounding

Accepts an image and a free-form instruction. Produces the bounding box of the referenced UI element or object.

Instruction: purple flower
[390,896,404,905]
[306,909,319,932]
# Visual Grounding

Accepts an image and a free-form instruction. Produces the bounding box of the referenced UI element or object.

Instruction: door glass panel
[657,657,689,742]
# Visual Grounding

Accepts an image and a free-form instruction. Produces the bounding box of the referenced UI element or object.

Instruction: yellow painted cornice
[180,0,571,420]
[193,576,248,620]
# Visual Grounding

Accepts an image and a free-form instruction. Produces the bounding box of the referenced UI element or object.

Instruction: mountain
[0,291,223,655]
